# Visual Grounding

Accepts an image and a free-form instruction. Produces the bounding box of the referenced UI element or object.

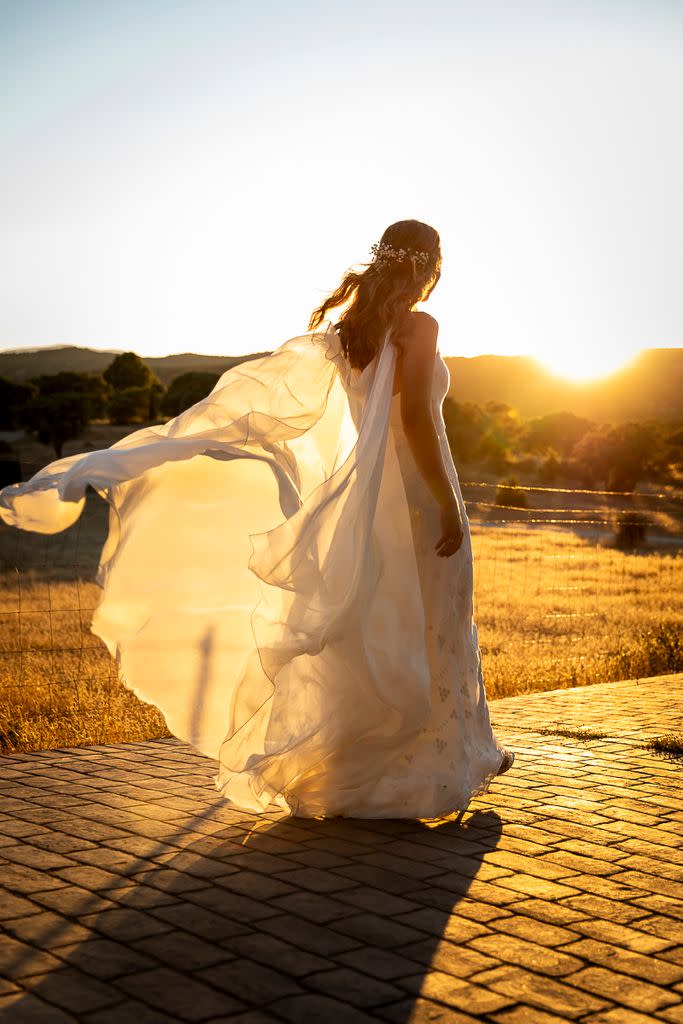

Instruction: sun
[535,345,639,382]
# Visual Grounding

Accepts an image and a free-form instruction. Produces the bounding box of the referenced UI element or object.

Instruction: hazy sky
[1,0,681,379]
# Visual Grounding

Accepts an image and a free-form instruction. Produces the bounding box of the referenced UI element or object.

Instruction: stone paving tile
[560,938,683,985]
[399,970,516,1015]
[488,673,683,740]
[117,967,246,1019]
[564,964,681,1013]
[635,896,683,921]
[271,889,359,924]
[378,998,483,1022]
[197,958,302,1003]
[397,936,502,979]
[0,933,65,978]
[638,916,683,945]
[469,964,611,1018]
[219,932,333,979]
[14,967,123,1014]
[77,907,172,943]
[0,674,681,1021]
[271,992,379,1022]
[492,1008,586,1024]
[1,911,95,952]
[148,901,252,942]
[0,990,77,1021]
[304,966,403,1008]
[559,916,678,954]
[81,1000,183,1024]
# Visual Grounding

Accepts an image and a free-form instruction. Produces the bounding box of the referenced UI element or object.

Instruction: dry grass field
[0,491,681,753]
[471,524,681,693]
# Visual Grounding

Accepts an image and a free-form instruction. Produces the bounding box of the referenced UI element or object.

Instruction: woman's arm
[398,312,464,556]
[398,313,455,507]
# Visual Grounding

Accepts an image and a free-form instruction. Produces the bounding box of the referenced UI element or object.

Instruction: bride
[0,218,514,819]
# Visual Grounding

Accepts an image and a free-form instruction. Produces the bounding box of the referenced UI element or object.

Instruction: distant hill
[0,343,680,424]
[444,347,682,424]
[0,346,270,387]
[0,345,122,381]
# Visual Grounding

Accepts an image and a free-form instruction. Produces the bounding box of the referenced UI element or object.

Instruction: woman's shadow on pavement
[5,796,504,1022]
[5,619,510,1019]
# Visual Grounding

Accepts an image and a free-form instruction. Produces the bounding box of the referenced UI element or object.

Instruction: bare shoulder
[393,311,438,352]
[409,310,439,330]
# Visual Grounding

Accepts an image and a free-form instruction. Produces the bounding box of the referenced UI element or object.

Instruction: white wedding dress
[0,320,506,818]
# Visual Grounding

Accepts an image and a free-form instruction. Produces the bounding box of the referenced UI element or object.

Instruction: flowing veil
[0,320,433,816]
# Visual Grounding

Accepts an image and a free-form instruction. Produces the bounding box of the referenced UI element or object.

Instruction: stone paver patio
[0,673,682,1023]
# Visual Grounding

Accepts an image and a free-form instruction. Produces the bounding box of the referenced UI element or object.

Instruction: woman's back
[337,309,439,398]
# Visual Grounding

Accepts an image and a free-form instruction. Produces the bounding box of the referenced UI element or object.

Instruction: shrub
[614,509,651,550]
[495,476,528,508]
[611,621,682,679]
[108,386,152,425]
[161,372,220,418]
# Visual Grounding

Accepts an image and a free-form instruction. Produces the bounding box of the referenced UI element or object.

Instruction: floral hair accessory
[370,241,430,269]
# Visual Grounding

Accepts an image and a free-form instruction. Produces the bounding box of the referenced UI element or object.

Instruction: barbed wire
[461,480,683,500]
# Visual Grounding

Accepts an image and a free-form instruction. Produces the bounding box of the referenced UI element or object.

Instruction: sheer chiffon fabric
[0,320,505,818]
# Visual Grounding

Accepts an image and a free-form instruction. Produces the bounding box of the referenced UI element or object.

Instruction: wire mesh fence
[463,479,682,679]
[0,461,681,751]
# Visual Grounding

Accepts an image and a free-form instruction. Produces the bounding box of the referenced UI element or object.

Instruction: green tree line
[1,355,681,491]
[0,352,221,458]
[443,397,682,491]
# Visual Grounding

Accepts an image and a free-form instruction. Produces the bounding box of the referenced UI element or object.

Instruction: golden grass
[0,507,681,753]
[535,725,610,740]
[0,501,172,752]
[470,524,682,697]
[0,579,170,752]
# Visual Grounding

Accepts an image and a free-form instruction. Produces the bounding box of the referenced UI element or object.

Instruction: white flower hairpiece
[370,241,431,269]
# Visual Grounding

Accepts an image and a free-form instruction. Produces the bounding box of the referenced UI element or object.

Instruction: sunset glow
[536,344,640,383]
[1,2,681,367]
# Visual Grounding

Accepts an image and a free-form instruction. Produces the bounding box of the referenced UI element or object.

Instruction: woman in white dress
[0,218,513,819]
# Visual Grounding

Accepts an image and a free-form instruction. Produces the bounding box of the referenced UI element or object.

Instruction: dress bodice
[340,340,451,433]
[389,348,454,456]
[389,346,462,515]
[391,347,451,436]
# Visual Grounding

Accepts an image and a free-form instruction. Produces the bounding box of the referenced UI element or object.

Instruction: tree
[103,352,153,391]
[103,353,163,421]
[521,411,593,458]
[571,427,611,487]
[108,387,153,425]
[149,380,165,419]
[21,372,109,458]
[0,378,37,429]
[30,371,109,420]
[442,399,487,462]
[646,422,682,482]
[0,440,21,487]
[161,372,220,418]
[538,452,561,485]
[572,422,659,491]
[604,422,659,491]
[478,432,511,475]
[25,393,92,458]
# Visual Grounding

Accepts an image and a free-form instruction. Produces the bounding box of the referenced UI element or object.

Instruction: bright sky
[1,0,681,380]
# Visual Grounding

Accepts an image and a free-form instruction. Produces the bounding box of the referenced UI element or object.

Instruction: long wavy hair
[308,219,442,370]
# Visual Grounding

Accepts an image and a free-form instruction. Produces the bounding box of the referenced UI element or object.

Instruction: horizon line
[1,341,679,361]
